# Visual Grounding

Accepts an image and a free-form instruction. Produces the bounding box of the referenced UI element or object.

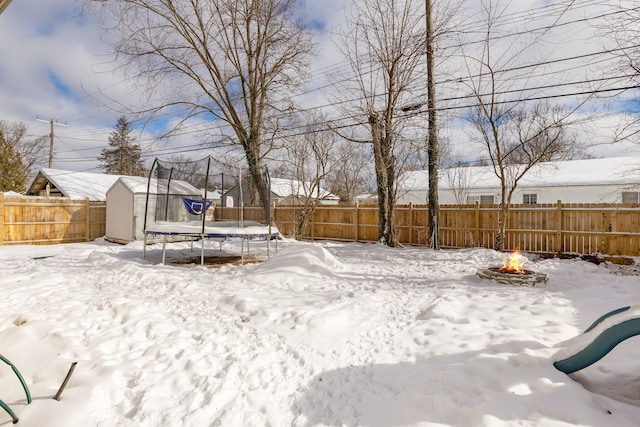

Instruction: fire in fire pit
[476,248,548,285]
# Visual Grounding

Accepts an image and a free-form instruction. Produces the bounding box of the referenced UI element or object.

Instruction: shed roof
[111,176,203,196]
[401,156,640,191]
[27,169,125,201]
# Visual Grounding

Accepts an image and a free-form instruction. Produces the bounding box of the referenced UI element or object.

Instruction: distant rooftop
[401,156,640,191]
[270,177,338,200]
[27,169,125,201]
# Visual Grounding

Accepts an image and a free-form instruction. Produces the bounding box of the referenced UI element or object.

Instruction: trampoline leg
[162,235,167,264]
[201,235,205,265]
[143,233,148,258]
[241,238,245,264]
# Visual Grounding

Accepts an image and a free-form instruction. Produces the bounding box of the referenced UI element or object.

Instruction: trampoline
[142,157,279,265]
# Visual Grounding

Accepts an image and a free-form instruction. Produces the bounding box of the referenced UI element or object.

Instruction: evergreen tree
[0,128,28,192]
[99,116,146,176]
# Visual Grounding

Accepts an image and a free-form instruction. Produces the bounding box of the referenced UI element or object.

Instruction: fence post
[85,198,91,242]
[0,193,4,246]
[555,199,562,254]
[271,202,276,226]
[474,201,480,247]
[408,202,413,245]
[355,202,359,242]
[310,206,315,240]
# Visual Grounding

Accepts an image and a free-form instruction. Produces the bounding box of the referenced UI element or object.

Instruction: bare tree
[595,2,640,144]
[164,154,210,188]
[441,162,474,205]
[326,142,373,205]
[0,121,47,192]
[335,0,428,247]
[88,0,313,217]
[461,1,584,250]
[604,2,640,79]
[278,116,337,238]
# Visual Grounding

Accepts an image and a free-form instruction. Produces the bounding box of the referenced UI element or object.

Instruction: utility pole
[36,117,67,168]
[426,0,440,250]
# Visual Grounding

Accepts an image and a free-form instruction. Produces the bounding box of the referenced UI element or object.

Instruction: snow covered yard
[1,238,640,426]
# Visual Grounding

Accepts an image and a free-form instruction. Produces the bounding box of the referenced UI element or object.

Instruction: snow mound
[252,244,340,278]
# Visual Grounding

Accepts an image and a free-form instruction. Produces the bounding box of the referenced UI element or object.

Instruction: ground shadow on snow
[295,340,640,427]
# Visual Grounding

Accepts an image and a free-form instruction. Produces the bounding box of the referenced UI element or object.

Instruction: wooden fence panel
[356,205,379,242]
[3,195,639,257]
[272,205,299,237]
[440,204,476,248]
[312,206,358,241]
[0,195,106,245]
[267,201,640,257]
[89,202,107,241]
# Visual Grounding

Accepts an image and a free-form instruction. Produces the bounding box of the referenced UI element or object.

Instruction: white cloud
[1,0,640,175]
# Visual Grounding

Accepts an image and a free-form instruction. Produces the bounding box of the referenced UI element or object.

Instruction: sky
[2,0,640,175]
[2,238,640,426]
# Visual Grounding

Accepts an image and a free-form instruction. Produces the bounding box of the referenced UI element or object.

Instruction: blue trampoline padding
[554,314,640,374]
[144,221,279,239]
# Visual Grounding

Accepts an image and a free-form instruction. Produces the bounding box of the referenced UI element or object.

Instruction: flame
[499,248,525,274]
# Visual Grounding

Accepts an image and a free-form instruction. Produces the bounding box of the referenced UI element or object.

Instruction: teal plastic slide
[553,305,640,374]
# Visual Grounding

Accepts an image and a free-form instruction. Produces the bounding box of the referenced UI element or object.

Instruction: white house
[269,177,340,205]
[398,156,640,205]
[225,177,339,206]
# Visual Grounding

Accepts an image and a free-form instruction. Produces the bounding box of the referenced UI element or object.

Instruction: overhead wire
[47,0,639,164]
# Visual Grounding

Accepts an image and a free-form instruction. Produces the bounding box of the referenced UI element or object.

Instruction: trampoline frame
[142,157,278,265]
[143,221,279,265]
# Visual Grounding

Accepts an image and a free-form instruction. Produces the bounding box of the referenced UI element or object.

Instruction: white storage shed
[105,176,207,243]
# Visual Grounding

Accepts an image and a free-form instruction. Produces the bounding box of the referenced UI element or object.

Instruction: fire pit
[476,248,548,286]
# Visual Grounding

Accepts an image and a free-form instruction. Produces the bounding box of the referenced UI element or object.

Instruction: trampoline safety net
[143,157,272,233]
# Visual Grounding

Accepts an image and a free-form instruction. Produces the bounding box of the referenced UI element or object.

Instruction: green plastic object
[554,317,640,374]
[583,306,631,333]
[0,353,32,423]
[0,354,31,404]
[0,398,18,423]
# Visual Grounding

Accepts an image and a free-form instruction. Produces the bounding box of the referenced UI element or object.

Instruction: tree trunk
[370,113,397,247]
[242,139,270,220]
[426,0,439,249]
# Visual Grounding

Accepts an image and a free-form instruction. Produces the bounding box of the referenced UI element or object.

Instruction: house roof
[270,177,339,200]
[401,156,640,191]
[27,169,126,201]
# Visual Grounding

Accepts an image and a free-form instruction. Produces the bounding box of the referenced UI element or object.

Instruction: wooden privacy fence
[270,201,640,257]
[2,195,639,257]
[0,194,106,245]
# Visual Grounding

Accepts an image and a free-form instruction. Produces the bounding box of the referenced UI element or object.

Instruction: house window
[523,194,537,204]
[467,195,495,204]
[480,195,495,205]
[622,192,640,204]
